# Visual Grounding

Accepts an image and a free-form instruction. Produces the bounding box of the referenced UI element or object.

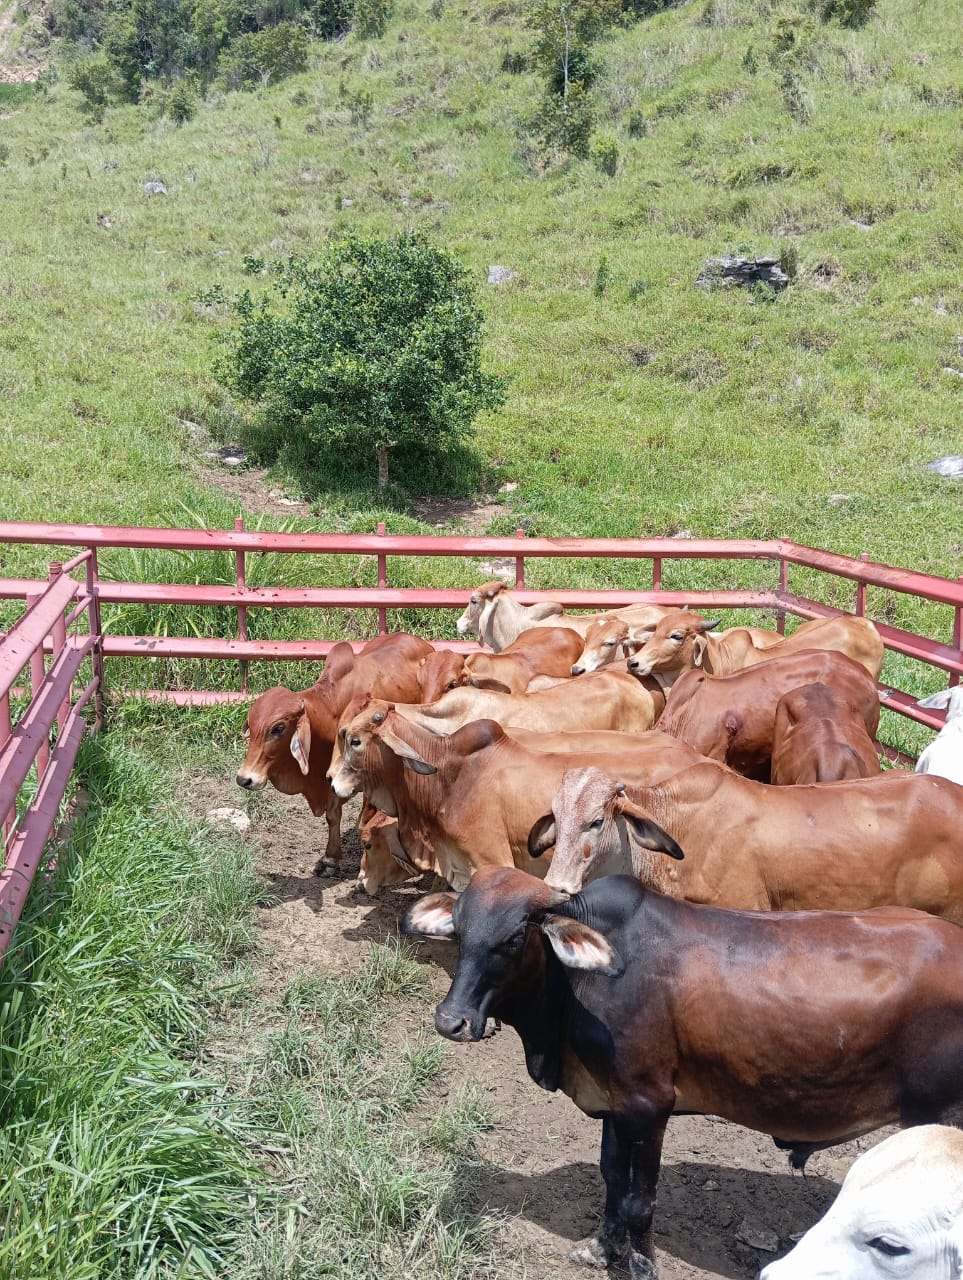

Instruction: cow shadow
[466,1156,839,1279]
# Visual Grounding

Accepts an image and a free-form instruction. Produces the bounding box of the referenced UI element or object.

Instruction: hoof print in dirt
[313,858,341,878]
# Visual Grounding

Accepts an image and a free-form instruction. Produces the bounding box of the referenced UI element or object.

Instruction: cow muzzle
[235,771,266,790]
[434,1003,484,1042]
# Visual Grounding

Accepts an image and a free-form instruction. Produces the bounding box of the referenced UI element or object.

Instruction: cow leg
[624,1121,667,1280]
[313,793,344,876]
[569,1117,630,1268]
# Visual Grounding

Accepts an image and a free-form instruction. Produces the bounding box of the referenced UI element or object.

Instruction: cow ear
[918,688,952,711]
[616,796,684,861]
[290,711,311,776]
[528,815,556,858]
[692,635,708,667]
[378,726,438,775]
[540,915,623,977]
[402,892,457,938]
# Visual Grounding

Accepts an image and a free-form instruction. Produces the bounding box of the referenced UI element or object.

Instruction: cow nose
[435,1006,471,1041]
[236,773,253,789]
[571,664,584,676]
[627,658,639,671]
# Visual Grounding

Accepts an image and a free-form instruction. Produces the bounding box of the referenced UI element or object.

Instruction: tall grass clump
[0,734,262,1279]
[228,944,505,1279]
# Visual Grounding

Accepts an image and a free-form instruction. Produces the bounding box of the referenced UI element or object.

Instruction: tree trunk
[376,445,389,488]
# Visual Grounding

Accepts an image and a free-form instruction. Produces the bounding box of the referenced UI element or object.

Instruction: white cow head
[760,1127,963,1280]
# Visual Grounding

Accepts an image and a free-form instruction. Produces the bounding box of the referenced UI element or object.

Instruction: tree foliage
[217,233,507,490]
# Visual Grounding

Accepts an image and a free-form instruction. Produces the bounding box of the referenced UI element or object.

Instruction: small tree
[218,232,506,489]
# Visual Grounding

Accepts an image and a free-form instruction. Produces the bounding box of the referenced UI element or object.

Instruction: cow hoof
[628,1252,659,1280]
[569,1237,612,1269]
[313,858,341,878]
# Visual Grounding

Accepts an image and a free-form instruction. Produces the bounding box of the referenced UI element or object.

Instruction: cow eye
[270,721,286,736]
[589,816,604,830]
[867,1238,911,1258]
[445,680,459,690]
[349,737,361,749]
[500,932,526,954]
[361,841,371,852]
[670,631,684,642]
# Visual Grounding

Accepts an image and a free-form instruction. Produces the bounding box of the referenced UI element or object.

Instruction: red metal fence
[0,518,960,959]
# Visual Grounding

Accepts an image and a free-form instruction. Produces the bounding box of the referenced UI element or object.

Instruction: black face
[432,877,544,1042]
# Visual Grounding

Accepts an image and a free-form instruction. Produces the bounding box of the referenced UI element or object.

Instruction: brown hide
[541,759,963,918]
[462,627,586,693]
[771,682,882,784]
[657,649,880,780]
[236,632,432,870]
[328,703,700,890]
[628,613,885,686]
[415,650,466,703]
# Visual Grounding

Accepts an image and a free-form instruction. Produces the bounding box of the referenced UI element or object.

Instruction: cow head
[626,612,719,683]
[416,650,467,702]
[759,1125,963,1280]
[455,580,506,641]
[357,808,425,896]
[237,686,317,793]
[528,767,683,896]
[571,618,630,676]
[402,866,622,1043]
[329,700,438,807]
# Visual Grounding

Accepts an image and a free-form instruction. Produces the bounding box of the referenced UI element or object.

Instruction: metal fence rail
[0,519,960,958]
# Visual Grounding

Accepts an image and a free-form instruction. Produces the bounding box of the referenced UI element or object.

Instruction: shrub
[351,0,392,37]
[593,252,612,296]
[167,78,199,123]
[220,21,310,89]
[627,107,647,137]
[216,231,507,490]
[591,131,619,176]
[67,53,115,116]
[812,0,875,26]
[533,79,595,157]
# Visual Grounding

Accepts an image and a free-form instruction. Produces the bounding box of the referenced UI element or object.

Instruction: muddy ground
[200,774,888,1280]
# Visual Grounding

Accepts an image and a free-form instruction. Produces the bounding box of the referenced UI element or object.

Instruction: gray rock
[827,493,854,505]
[928,456,963,479]
[487,265,516,286]
[206,806,251,832]
[143,180,167,196]
[696,255,789,292]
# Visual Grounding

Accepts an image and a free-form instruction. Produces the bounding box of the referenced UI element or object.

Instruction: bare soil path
[193,765,886,1280]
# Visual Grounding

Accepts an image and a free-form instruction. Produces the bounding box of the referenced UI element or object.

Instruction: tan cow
[462,626,585,693]
[328,704,701,890]
[771,681,882,784]
[456,579,674,651]
[357,806,436,896]
[657,649,880,780]
[415,650,466,702]
[532,762,963,922]
[390,668,666,737]
[235,632,433,872]
[627,611,885,688]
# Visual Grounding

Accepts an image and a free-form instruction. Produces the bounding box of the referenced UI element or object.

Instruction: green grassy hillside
[1,0,961,580]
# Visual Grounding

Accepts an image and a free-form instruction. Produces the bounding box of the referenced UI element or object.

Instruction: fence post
[27,593,50,779]
[49,562,69,733]
[235,517,249,695]
[0,693,12,840]
[86,547,105,733]
[515,528,526,590]
[652,556,662,593]
[776,555,787,635]
[953,575,962,692]
[377,522,388,636]
[855,552,869,616]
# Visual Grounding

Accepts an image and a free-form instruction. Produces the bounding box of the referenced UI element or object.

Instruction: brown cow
[627,611,885,687]
[390,668,666,737]
[771,681,882,784]
[235,632,433,873]
[404,866,963,1279]
[357,806,436,896]
[531,763,963,920]
[462,626,586,693]
[657,649,880,780]
[415,649,466,703]
[327,704,701,889]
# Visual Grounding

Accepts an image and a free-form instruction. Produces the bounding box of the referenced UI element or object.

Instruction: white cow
[760,1126,963,1280]
[916,687,963,786]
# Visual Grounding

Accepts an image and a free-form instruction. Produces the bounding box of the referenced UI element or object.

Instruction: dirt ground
[194,770,891,1280]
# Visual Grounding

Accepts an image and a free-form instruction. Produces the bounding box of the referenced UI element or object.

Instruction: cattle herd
[236,583,963,1279]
